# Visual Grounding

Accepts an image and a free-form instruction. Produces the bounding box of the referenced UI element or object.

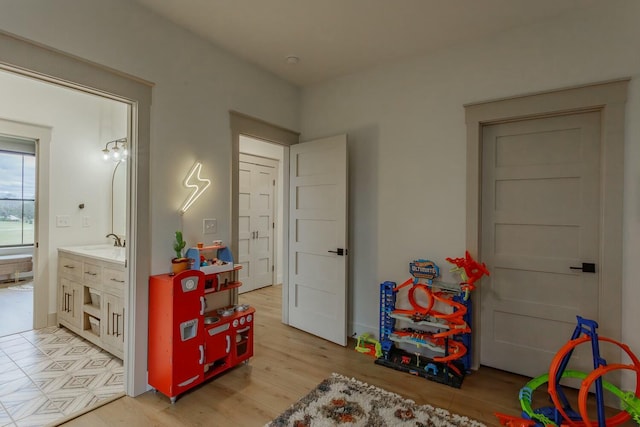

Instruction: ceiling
[134,0,600,87]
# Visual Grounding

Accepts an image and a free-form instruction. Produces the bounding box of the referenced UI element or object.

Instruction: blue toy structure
[375,259,479,388]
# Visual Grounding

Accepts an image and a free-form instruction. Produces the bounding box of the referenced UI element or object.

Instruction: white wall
[0,70,126,309]
[300,0,640,368]
[0,0,300,276]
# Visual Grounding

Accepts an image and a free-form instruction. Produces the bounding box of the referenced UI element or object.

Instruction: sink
[58,244,126,263]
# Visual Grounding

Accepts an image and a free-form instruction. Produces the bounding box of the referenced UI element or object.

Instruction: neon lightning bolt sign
[180,162,211,214]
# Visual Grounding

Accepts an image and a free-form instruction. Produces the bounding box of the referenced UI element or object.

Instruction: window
[0,137,36,247]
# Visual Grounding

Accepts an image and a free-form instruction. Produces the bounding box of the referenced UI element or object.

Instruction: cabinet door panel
[59,278,82,328]
[102,293,124,354]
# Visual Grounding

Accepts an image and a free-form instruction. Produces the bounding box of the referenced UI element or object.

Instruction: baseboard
[48,313,58,327]
[349,321,378,341]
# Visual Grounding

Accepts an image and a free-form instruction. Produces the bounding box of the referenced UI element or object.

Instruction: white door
[238,154,276,293]
[480,111,607,378]
[288,134,348,346]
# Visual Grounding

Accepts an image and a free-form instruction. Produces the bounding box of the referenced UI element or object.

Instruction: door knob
[327,248,347,256]
[569,262,596,273]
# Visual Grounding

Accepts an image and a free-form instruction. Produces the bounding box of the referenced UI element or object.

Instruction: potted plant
[171,231,190,274]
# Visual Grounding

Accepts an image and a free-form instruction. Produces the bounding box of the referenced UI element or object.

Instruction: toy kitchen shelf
[185,245,235,274]
[185,245,241,297]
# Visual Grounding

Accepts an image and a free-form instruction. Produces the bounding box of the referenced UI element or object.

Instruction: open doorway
[230,111,299,324]
[0,68,128,338]
[0,67,133,425]
[238,135,284,294]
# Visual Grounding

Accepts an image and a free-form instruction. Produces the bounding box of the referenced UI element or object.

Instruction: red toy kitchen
[148,251,254,403]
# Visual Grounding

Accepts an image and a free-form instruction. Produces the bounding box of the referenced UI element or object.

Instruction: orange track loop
[548,335,640,426]
[407,284,435,314]
[431,292,467,320]
[578,363,640,426]
[406,285,468,322]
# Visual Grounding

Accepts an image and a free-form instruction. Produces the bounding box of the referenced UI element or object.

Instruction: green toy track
[519,369,639,426]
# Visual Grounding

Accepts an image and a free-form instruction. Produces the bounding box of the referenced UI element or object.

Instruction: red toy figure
[446,250,490,293]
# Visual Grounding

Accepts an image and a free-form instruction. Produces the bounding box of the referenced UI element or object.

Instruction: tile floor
[0,326,124,427]
[0,282,33,337]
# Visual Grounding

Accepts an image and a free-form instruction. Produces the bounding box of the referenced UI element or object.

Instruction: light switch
[56,215,71,227]
[82,216,91,227]
[203,218,217,234]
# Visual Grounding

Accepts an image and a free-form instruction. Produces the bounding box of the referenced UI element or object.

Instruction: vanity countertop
[58,244,125,265]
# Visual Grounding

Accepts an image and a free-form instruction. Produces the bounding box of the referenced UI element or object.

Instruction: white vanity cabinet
[57,247,126,359]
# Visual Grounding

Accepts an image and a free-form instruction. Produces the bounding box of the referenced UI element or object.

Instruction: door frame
[0,30,153,396]
[465,79,629,370]
[230,111,299,322]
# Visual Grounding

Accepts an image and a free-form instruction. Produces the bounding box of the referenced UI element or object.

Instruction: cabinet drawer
[82,262,102,285]
[103,267,125,296]
[59,257,82,280]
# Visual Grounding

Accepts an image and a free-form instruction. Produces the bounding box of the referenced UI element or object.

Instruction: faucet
[106,233,123,247]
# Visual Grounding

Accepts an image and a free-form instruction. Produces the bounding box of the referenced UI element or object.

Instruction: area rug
[266,373,486,427]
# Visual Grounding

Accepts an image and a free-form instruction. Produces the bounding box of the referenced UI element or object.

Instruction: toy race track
[376,254,490,388]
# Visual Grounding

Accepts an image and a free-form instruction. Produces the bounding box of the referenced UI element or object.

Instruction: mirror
[111,160,126,237]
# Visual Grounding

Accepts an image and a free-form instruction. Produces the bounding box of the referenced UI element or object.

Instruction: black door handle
[328,248,347,256]
[570,262,596,273]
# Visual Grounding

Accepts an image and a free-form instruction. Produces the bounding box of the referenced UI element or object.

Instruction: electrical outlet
[56,215,71,228]
[203,218,217,234]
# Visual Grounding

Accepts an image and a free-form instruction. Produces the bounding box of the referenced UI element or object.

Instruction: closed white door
[288,134,348,346]
[480,111,608,377]
[238,154,276,293]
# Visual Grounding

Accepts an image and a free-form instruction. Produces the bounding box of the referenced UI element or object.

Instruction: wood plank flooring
[58,285,630,426]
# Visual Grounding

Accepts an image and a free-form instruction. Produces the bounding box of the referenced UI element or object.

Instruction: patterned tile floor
[0,327,124,427]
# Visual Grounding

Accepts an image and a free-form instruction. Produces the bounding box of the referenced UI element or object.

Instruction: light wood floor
[58,285,628,427]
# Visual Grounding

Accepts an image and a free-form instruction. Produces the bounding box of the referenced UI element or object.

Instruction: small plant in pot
[171,231,191,274]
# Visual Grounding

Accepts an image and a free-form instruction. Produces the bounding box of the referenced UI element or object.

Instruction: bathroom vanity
[57,245,126,359]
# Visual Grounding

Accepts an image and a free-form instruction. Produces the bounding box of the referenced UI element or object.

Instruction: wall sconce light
[180,162,211,214]
[102,138,128,162]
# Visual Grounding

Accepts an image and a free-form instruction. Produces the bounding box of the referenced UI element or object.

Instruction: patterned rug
[266,373,486,427]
